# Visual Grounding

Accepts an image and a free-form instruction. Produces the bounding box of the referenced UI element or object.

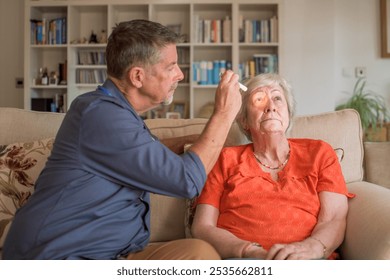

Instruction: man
[3,20,242,259]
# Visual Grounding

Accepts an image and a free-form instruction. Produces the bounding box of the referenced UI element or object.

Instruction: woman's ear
[239,117,249,131]
[128,67,144,88]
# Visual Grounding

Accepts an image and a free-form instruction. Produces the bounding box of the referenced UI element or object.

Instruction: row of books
[238,54,278,80]
[194,16,232,43]
[192,60,232,85]
[78,50,106,65]
[76,69,107,84]
[192,55,277,85]
[30,17,66,45]
[239,16,278,43]
[193,15,277,44]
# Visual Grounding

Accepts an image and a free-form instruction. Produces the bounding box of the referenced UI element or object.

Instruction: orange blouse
[196,139,353,252]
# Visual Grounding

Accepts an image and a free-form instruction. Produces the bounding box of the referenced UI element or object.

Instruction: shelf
[25,0,281,118]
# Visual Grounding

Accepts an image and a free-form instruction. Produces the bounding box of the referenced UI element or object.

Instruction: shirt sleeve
[77,101,206,198]
[316,141,355,198]
[195,149,226,208]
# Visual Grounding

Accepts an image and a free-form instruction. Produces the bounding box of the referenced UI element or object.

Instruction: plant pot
[364,123,389,142]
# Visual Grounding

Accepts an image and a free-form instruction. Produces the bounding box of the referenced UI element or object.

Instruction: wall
[0,0,24,108]
[334,0,390,113]
[1,0,389,116]
[282,0,390,116]
[281,0,337,115]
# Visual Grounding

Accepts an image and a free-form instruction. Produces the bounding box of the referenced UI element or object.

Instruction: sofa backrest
[0,107,65,145]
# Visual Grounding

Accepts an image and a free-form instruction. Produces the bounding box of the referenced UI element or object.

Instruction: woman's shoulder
[219,143,252,161]
[289,138,335,159]
[289,138,332,149]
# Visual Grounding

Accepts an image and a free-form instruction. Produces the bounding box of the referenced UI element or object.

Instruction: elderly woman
[191,73,354,260]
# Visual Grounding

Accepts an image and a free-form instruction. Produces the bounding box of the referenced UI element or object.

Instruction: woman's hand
[242,244,268,259]
[265,238,325,260]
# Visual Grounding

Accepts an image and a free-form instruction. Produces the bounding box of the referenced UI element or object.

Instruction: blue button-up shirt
[3,79,206,260]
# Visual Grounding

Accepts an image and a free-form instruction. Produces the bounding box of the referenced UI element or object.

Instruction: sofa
[1,107,389,259]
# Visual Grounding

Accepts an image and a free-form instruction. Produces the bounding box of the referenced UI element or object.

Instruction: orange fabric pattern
[196,139,353,252]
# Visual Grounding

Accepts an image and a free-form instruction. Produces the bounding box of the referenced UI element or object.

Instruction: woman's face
[245,84,290,136]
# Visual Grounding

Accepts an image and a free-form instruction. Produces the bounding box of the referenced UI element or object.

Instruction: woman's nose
[264,98,276,113]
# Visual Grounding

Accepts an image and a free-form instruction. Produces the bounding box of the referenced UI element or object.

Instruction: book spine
[213,61,220,85]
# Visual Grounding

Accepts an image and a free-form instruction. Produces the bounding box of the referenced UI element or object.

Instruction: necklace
[253,151,290,170]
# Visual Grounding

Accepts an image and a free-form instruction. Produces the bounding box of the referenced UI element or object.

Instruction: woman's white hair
[236,73,296,141]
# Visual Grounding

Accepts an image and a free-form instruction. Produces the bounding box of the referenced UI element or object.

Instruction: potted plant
[335,78,389,141]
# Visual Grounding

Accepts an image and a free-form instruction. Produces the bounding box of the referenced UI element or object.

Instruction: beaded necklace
[253,151,290,170]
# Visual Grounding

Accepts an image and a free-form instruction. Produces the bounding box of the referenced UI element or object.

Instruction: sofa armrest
[340,181,390,259]
[364,141,390,189]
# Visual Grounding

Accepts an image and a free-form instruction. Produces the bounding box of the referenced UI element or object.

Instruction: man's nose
[176,65,184,82]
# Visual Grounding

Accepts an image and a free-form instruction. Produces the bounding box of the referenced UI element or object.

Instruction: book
[222,16,231,43]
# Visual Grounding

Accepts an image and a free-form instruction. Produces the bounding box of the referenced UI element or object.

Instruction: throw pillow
[0,138,54,248]
[334,148,345,162]
[184,197,197,238]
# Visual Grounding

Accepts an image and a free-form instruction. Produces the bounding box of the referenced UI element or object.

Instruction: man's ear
[128,67,144,88]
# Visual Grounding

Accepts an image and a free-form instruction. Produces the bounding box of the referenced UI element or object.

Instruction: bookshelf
[24,0,281,118]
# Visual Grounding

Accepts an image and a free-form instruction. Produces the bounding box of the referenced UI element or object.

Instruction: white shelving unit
[24,0,281,118]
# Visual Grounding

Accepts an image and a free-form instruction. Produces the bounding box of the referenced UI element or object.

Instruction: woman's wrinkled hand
[265,239,325,260]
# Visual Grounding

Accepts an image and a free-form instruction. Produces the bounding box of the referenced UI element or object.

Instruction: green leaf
[335,78,389,131]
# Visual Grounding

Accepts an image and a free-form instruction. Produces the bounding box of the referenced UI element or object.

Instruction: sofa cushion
[341,181,390,259]
[0,107,64,145]
[0,138,54,248]
[363,142,390,189]
[145,120,207,242]
[145,118,208,139]
[149,194,187,242]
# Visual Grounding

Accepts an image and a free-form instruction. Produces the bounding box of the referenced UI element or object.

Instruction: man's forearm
[189,113,234,174]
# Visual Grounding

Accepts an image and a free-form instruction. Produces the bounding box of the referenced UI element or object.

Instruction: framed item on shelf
[171,101,187,118]
[166,112,181,119]
[381,0,390,57]
[49,78,57,85]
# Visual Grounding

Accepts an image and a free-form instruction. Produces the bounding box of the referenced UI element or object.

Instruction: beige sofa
[1,107,389,259]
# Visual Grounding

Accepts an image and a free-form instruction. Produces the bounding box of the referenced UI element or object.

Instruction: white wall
[0,0,24,108]
[282,0,390,116]
[334,0,390,112]
[1,0,389,116]
[281,0,337,115]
